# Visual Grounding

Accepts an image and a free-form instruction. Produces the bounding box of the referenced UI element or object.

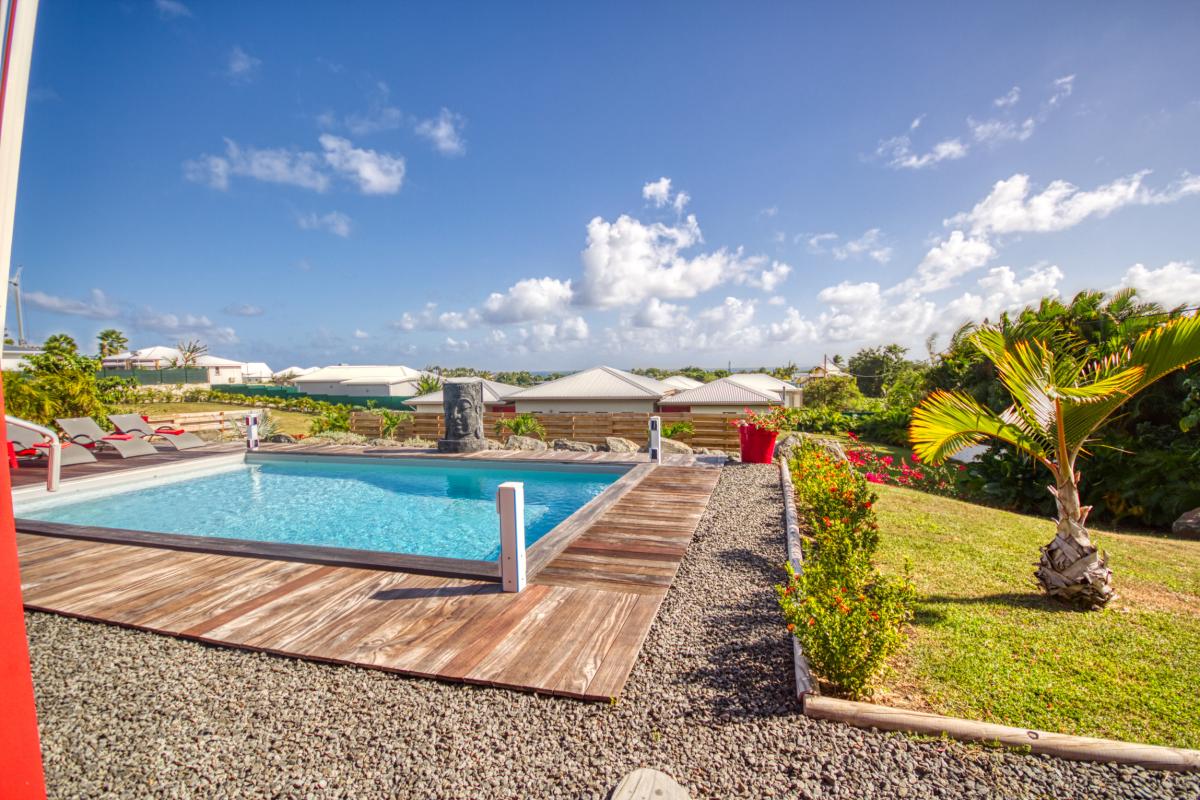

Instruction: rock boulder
[552,438,596,452]
[603,436,640,453]
[1173,508,1200,538]
[506,435,547,452]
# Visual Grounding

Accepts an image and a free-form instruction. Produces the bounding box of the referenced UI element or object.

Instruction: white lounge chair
[109,413,207,451]
[6,419,96,466]
[56,417,158,458]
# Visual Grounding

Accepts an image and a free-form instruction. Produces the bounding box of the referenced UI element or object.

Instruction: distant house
[241,362,274,383]
[407,378,523,414]
[195,355,248,384]
[508,366,672,413]
[273,366,319,381]
[658,373,802,413]
[102,346,245,384]
[661,374,704,391]
[1,343,43,371]
[804,362,847,381]
[290,365,427,398]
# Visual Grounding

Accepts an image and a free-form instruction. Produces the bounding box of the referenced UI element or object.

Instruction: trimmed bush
[777,439,915,699]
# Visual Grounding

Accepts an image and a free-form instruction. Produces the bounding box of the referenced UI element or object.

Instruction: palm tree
[170,339,208,383]
[910,314,1200,609]
[416,373,443,395]
[96,328,128,357]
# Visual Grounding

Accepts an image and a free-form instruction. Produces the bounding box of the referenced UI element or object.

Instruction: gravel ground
[27,464,1200,799]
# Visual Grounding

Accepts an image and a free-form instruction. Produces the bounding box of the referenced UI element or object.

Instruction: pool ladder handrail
[6,415,62,491]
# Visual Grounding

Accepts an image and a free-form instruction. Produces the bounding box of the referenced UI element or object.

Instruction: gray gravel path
[27,464,1199,799]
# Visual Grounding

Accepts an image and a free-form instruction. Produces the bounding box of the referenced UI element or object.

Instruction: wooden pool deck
[14,445,721,700]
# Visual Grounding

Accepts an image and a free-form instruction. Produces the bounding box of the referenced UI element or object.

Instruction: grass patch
[117,402,315,437]
[872,484,1200,749]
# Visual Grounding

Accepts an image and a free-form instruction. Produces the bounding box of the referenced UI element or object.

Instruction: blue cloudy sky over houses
[12,1,1200,368]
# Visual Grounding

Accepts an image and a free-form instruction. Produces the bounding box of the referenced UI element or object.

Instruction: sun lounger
[56,417,158,458]
[6,419,96,466]
[108,413,207,451]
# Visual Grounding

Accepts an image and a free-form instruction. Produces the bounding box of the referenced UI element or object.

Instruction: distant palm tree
[96,328,128,358]
[910,315,1200,609]
[42,333,78,356]
[416,373,443,395]
[170,339,208,382]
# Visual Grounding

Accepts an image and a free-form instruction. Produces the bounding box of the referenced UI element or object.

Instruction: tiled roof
[407,378,524,405]
[507,366,671,400]
[660,376,784,405]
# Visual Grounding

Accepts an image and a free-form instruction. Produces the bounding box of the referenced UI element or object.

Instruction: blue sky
[12,1,1200,369]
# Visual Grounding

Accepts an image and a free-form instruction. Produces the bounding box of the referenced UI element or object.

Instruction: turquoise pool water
[19,457,624,561]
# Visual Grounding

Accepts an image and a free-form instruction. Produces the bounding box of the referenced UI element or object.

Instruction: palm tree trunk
[1035,477,1114,609]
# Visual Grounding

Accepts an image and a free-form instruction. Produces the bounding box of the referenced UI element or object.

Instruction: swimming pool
[15,454,634,567]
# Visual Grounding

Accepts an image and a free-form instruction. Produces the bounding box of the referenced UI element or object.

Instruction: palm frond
[1061,314,1200,449]
[910,389,1052,468]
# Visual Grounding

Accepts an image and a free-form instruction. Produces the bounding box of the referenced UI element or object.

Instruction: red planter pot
[738,425,778,464]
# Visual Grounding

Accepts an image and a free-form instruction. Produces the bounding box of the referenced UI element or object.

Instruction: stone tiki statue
[438,379,487,453]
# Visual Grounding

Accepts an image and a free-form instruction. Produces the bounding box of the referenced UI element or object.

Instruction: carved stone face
[444,382,483,440]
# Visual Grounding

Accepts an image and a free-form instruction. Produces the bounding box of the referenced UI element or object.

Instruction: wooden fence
[350,411,743,450]
[143,409,264,436]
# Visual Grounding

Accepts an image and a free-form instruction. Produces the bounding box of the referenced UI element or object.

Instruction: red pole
[0,379,46,796]
[0,0,47,793]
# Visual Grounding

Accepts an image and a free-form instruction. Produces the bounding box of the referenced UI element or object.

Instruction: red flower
[787,623,796,633]
[864,472,885,484]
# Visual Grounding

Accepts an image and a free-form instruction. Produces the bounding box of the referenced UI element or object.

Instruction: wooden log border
[778,461,1200,772]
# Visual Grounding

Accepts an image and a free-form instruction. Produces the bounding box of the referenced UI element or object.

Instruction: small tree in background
[4,334,117,425]
[96,328,128,357]
[911,316,1200,609]
[803,375,864,411]
[416,373,444,395]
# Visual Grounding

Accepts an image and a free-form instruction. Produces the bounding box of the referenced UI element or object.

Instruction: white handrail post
[497,481,526,592]
[45,436,60,492]
[648,415,662,464]
[245,411,259,451]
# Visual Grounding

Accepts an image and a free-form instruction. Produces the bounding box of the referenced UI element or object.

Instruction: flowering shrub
[777,438,915,699]
[730,405,791,433]
[844,432,964,496]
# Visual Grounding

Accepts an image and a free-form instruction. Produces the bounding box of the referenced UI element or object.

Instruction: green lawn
[117,402,316,437]
[872,484,1200,749]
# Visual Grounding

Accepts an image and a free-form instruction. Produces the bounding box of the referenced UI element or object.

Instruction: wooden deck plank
[15,448,721,700]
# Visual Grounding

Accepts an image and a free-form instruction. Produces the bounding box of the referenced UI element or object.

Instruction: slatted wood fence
[349,411,743,450]
[143,409,266,435]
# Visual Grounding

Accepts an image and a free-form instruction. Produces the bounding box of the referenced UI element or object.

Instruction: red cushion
[32,442,76,449]
[156,427,186,435]
[103,433,134,441]
[15,447,39,456]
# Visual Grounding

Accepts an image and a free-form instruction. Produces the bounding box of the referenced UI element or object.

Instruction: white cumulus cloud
[414,108,467,156]
[1115,261,1200,307]
[319,134,406,194]
[947,171,1200,237]
[226,46,261,83]
[297,210,352,237]
[24,288,119,319]
[481,277,574,323]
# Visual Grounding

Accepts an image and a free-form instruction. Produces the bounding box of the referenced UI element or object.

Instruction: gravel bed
[27,464,1199,799]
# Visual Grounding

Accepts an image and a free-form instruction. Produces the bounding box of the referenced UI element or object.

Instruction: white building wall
[296,381,412,397]
[206,365,243,384]
[513,398,658,414]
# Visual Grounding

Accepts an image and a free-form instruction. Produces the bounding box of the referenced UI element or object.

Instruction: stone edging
[776,459,1200,773]
[777,459,815,696]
